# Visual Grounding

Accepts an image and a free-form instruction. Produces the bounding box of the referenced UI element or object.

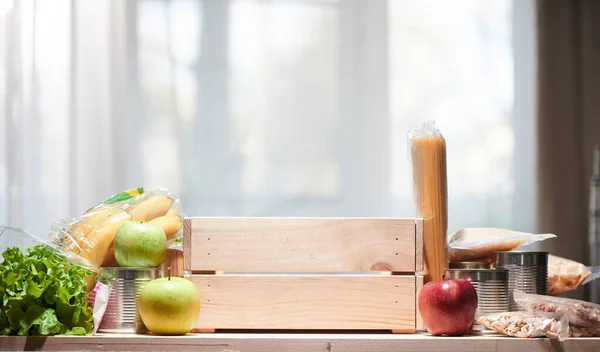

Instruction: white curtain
[0,0,536,240]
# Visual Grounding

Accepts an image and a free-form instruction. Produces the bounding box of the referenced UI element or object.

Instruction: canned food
[445,268,510,331]
[98,267,160,334]
[449,261,494,270]
[494,251,548,311]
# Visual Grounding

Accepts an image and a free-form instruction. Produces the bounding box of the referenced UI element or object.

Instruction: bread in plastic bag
[409,121,448,282]
[548,254,600,295]
[477,311,568,341]
[49,187,185,268]
[0,225,111,334]
[514,289,600,328]
[447,228,556,263]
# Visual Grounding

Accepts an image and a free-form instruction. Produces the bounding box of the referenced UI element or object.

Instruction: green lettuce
[0,245,93,335]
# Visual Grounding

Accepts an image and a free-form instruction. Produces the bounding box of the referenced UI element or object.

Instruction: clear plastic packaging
[514,290,600,328]
[447,228,556,263]
[477,311,568,341]
[49,187,185,268]
[409,121,448,282]
[0,225,107,291]
[0,226,111,334]
[548,254,600,295]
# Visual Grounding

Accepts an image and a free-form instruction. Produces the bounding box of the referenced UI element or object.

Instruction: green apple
[138,276,201,335]
[114,221,167,267]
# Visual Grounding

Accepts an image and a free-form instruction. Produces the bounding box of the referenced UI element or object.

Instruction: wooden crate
[183,217,423,273]
[183,217,424,333]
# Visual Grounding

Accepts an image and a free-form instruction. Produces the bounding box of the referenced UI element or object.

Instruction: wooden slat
[184,217,420,272]
[183,218,192,272]
[2,333,600,352]
[415,218,424,272]
[415,275,424,331]
[190,274,416,331]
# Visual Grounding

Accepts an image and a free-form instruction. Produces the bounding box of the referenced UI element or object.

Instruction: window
[0,0,536,238]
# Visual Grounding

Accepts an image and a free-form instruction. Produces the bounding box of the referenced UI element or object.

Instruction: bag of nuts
[569,326,600,337]
[477,311,568,341]
[514,290,600,328]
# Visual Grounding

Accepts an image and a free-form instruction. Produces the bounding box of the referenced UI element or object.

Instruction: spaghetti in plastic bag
[409,121,448,282]
[49,187,185,268]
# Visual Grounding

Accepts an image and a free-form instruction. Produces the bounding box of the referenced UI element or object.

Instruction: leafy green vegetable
[0,245,93,336]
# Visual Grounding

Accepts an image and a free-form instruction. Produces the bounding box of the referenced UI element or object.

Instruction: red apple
[418,279,478,336]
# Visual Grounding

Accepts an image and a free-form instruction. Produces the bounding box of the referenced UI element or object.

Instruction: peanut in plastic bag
[49,187,185,268]
[548,254,600,295]
[477,311,568,341]
[514,289,600,328]
[447,228,556,263]
[409,121,448,282]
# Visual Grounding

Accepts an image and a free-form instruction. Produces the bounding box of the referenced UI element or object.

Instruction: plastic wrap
[49,187,185,268]
[0,226,111,335]
[548,254,600,295]
[477,311,568,341]
[447,228,556,263]
[409,121,448,282]
[514,290,600,328]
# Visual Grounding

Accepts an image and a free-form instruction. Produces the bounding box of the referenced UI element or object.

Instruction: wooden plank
[189,274,416,331]
[415,275,424,331]
[1,333,599,352]
[183,218,192,271]
[415,218,424,272]
[184,217,419,272]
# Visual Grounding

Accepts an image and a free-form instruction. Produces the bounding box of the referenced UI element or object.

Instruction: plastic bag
[548,254,600,295]
[0,226,111,335]
[514,290,600,328]
[409,121,448,282]
[49,187,185,268]
[447,228,556,263]
[477,311,568,341]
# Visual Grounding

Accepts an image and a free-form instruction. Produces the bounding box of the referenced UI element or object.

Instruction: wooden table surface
[1,332,599,352]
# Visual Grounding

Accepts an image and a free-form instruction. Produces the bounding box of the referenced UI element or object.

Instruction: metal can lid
[445,268,510,282]
[494,251,548,267]
[449,261,493,269]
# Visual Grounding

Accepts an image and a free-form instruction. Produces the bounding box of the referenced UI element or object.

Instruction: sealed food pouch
[49,187,185,269]
[448,228,556,263]
[548,254,600,295]
[409,121,448,282]
[477,311,568,341]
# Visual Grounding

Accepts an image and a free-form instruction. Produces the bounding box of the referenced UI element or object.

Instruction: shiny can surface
[445,269,510,314]
[97,267,159,334]
[494,251,548,311]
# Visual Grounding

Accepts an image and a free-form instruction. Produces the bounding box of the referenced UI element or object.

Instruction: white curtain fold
[0,0,533,242]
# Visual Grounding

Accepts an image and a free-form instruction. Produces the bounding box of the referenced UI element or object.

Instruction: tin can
[445,268,510,319]
[98,267,159,333]
[494,251,548,311]
[449,262,493,270]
